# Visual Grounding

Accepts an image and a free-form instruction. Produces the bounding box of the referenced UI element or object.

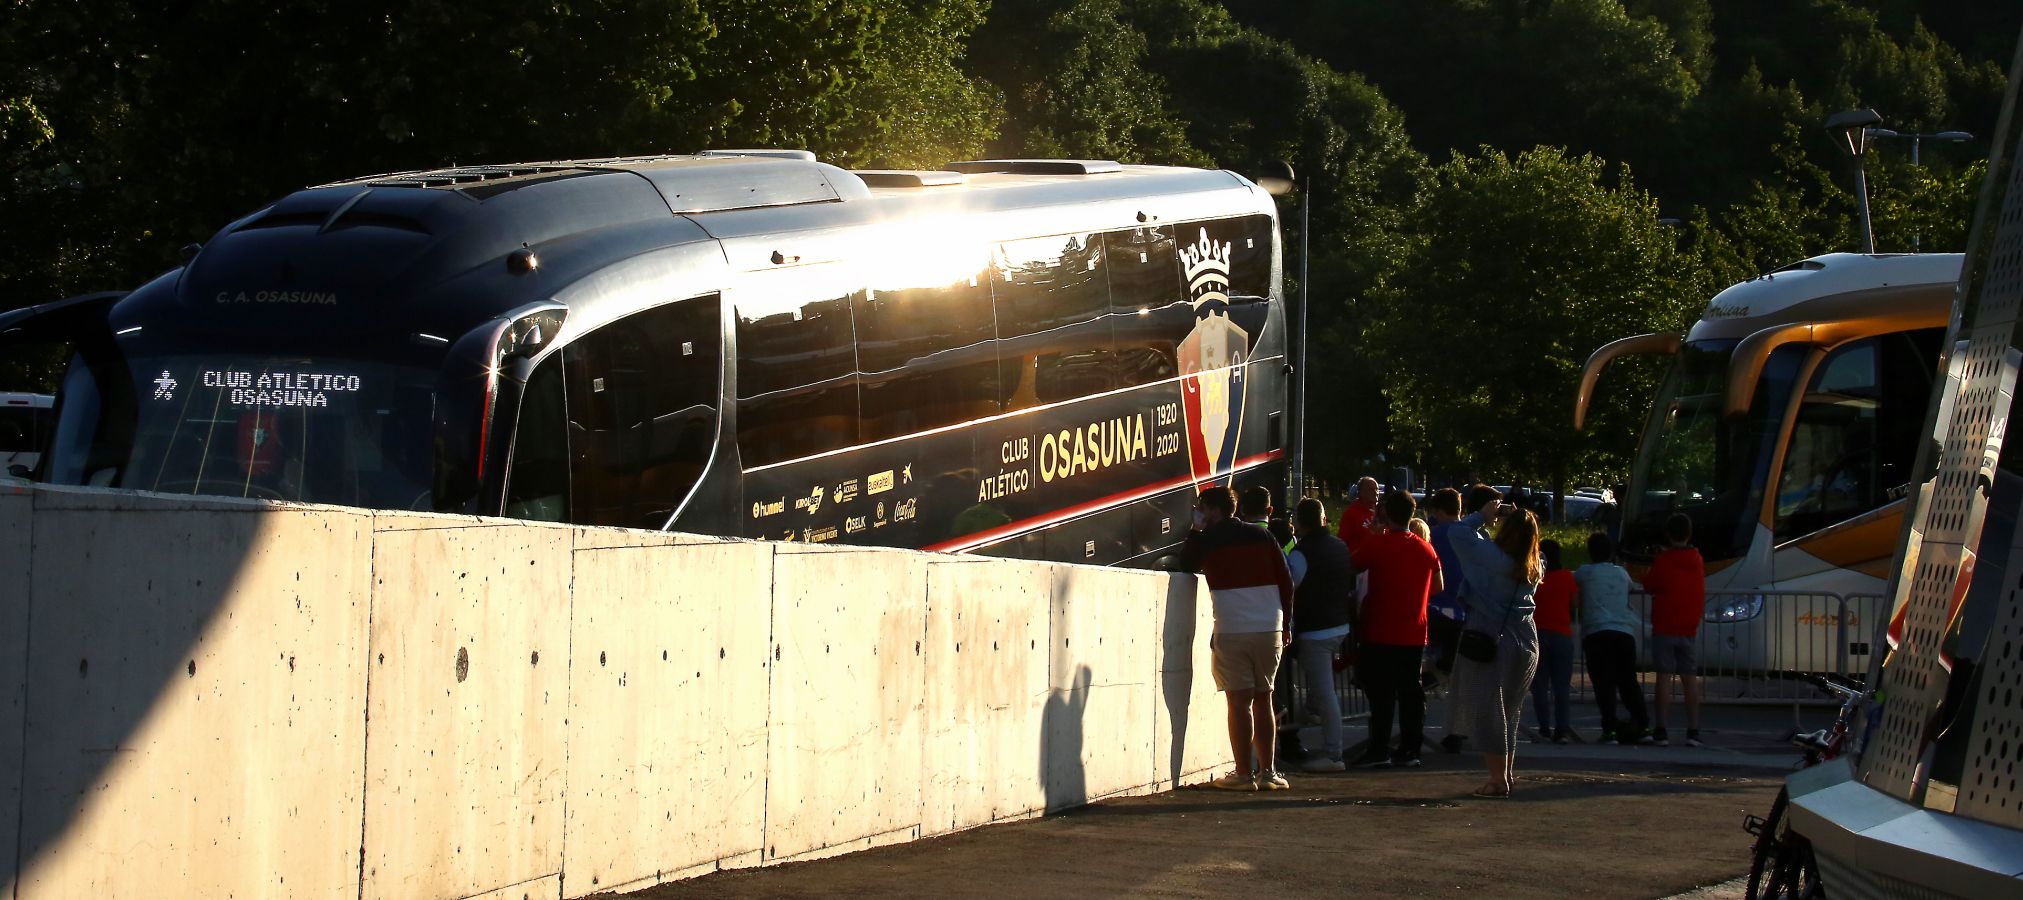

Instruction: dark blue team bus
[0,152,1291,568]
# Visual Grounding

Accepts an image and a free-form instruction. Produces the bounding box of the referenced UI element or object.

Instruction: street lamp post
[1826,109,1884,253]
[1866,128,1974,250]
[1870,128,1974,166]
[1256,162,1307,503]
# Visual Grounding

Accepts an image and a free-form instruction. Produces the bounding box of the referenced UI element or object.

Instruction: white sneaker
[1209,770,1257,791]
[1259,769,1290,790]
[1300,756,1346,773]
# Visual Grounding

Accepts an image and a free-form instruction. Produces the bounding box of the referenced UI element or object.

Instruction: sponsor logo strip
[921,449,1285,554]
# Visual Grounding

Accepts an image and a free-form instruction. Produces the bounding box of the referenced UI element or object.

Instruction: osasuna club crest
[1177,228,1247,489]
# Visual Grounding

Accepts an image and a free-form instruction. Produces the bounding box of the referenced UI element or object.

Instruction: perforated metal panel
[1858,63,2023,822]
[1818,850,1970,900]
[1954,557,2023,821]
[1952,140,2023,824]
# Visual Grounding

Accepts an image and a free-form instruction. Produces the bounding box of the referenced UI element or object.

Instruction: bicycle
[1741,674,1868,900]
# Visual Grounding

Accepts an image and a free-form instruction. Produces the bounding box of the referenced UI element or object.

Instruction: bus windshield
[1623,339,1800,563]
[51,340,441,510]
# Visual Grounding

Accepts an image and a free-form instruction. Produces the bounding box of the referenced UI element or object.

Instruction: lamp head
[1825,108,1884,157]
[1256,160,1297,197]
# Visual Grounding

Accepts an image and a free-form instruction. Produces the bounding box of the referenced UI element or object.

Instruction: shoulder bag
[1456,588,1518,664]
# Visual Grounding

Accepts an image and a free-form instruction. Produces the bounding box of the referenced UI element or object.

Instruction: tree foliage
[1366,148,1710,485]
[968,0,1208,165]
[0,0,2013,489]
[0,0,1000,305]
[1140,17,1429,481]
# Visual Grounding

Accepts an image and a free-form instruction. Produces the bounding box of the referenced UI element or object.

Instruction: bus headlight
[1705,595,1765,623]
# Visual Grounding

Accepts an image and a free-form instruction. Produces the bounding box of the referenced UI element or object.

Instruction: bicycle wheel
[1746,789,1789,899]
[1756,834,1819,899]
[1793,841,1822,899]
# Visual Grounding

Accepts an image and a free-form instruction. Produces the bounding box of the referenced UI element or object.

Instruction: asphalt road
[621,701,1819,899]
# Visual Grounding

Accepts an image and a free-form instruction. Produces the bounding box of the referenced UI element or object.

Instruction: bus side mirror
[431,321,509,513]
[431,302,571,514]
[501,306,566,362]
[6,464,28,479]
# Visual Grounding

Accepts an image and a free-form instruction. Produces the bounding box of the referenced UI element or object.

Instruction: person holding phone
[1446,498,1542,798]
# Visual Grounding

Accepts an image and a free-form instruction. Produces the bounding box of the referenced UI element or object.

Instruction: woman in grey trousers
[1448,499,1542,797]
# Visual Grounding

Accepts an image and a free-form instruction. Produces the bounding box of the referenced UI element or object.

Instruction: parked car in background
[1560,494,1604,523]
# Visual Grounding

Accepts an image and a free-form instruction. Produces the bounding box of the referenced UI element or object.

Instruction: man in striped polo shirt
[1184,486,1297,791]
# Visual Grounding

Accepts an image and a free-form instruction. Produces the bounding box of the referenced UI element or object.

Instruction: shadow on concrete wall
[1041,665,1091,812]
[6,492,273,890]
[1159,574,1201,784]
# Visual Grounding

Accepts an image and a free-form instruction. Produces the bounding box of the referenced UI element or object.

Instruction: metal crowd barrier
[1279,588,1882,740]
[1572,589,1875,707]
[1279,645,1371,738]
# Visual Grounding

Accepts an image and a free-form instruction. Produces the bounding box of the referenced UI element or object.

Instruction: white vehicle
[1578,253,1966,676]
[0,391,53,480]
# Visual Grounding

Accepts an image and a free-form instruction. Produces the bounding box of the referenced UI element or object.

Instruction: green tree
[832,1,1004,168]
[973,0,1432,483]
[1221,1,1700,193]
[1869,156,1987,253]
[0,0,1002,311]
[1516,0,1702,167]
[687,1,1000,167]
[1139,18,1430,482]
[969,0,1208,164]
[1366,147,1704,489]
[1627,0,1717,81]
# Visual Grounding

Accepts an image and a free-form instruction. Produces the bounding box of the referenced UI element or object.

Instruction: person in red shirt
[1527,540,1576,743]
[1641,513,1706,747]
[1349,489,1443,767]
[1337,476,1379,551]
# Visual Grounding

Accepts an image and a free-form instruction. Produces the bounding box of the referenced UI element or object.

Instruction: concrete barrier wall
[13,489,373,899]
[1,485,1222,900]
[563,531,772,894]
[919,558,1050,836]
[1,489,30,897]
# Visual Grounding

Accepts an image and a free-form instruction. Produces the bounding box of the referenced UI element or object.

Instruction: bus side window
[854,263,999,443]
[1771,332,1940,540]
[503,352,568,522]
[1105,225,1185,389]
[736,271,860,467]
[994,232,1116,409]
[565,294,724,528]
[1219,214,1274,301]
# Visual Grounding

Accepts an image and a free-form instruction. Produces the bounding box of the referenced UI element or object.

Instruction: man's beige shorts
[1210,631,1283,692]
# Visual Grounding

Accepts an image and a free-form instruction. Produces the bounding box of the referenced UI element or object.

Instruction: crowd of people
[1183,479,1706,796]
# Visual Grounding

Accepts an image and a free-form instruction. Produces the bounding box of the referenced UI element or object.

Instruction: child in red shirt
[1640,513,1706,746]
[1528,540,1577,742]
